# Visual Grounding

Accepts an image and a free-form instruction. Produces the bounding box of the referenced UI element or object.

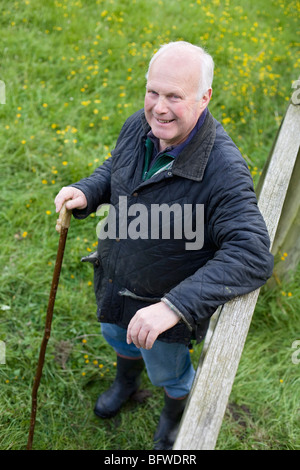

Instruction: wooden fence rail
[173,96,300,450]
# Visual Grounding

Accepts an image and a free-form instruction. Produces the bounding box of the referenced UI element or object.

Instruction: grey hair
[146,41,214,100]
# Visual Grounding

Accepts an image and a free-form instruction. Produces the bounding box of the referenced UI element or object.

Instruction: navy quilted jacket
[72,109,273,345]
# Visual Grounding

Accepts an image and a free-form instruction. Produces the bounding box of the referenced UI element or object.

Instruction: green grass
[0,0,299,450]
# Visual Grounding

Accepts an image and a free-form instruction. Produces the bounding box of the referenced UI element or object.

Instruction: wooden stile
[174,97,300,450]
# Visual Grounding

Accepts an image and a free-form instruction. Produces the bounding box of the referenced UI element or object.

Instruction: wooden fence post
[269,149,300,279]
[173,97,300,450]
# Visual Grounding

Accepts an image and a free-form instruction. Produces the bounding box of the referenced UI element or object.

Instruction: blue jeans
[101,323,195,399]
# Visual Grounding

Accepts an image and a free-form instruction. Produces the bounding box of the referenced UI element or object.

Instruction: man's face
[144,52,211,151]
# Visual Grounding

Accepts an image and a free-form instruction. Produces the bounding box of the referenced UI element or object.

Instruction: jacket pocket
[81,251,100,267]
[118,287,160,303]
[117,288,161,326]
[81,251,104,306]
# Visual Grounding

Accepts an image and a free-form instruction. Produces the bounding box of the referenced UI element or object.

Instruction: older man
[55,42,273,449]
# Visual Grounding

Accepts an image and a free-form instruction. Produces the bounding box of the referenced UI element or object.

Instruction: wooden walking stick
[27,203,72,450]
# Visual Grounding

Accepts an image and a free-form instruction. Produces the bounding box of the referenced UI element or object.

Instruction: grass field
[0,0,299,450]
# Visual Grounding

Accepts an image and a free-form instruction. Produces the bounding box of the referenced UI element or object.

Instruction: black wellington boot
[153,392,188,450]
[94,355,144,419]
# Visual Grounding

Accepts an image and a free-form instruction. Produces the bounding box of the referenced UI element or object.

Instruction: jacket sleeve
[70,157,112,219]
[70,110,143,219]
[163,151,274,332]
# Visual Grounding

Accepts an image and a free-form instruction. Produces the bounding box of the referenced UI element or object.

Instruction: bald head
[146,41,214,100]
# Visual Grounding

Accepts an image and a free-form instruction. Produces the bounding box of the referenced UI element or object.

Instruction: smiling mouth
[156,118,175,124]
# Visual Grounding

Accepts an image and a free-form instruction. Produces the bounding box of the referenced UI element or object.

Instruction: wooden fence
[174,95,300,450]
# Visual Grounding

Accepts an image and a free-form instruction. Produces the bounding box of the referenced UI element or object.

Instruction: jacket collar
[140,109,216,182]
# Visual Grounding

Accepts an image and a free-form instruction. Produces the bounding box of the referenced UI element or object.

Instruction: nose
[154,95,168,114]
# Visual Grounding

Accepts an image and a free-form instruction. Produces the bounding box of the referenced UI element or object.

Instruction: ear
[201,88,212,109]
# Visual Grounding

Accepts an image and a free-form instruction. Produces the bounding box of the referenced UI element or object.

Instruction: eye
[169,94,181,101]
